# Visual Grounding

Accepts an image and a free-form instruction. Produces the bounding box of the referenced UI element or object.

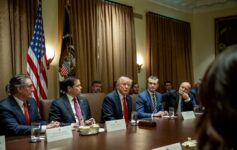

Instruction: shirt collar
[147,90,156,96]
[117,90,125,100]
[66,94,75,102]
[13,96,24,107]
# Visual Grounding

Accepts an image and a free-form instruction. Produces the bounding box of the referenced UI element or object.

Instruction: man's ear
[67,86,72,92]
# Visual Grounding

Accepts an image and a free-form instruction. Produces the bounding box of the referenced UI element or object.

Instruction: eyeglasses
[24,84,33,88]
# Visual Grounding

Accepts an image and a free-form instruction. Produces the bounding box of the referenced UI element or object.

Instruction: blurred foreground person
[197,45,237,150]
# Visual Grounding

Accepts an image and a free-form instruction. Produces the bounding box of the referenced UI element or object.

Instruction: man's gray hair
[116,76,132,87]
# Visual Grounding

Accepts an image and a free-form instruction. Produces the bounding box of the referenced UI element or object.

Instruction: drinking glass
[168,107,175,119]
[130,111,138,126]
[31,122,41,142]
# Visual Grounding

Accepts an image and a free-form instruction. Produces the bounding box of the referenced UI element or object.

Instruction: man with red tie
[101,76,133,123]
[49,76,95,128]
[0,74,59,136]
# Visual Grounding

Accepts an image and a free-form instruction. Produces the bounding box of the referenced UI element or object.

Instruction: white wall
[192,8,237,82]
[42,0,59,98]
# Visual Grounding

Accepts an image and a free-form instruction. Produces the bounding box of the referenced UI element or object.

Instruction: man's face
[92,83,102,93]
[18,78,34,100]
[132,84,139,94]
[179,82,191,94]
[165,82,172,91]
[68,79,82,97]
[117,79,131,96]
[147,79,159,93]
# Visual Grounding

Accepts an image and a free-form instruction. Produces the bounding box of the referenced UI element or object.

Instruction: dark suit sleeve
[48,101,71,126]
[101,96,117,121]
[29,99,47,125]
[136,94,152,119]
[0,104,31,135]
[79,97,91,120]
[182,94,195,111]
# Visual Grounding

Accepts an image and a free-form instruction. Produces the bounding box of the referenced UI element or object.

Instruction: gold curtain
[70,0,137,92]
[0,0,36,99]
[58,0,66,62]
[146,12,193,91]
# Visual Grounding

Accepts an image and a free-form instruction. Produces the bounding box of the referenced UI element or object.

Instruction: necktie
[73,97,84,123]
[23,102,30,125]
[123,96,129,124]
[152,94,157,113]
[177,96,182,115]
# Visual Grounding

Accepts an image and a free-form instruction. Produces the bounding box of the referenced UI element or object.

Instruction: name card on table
[46,126,72,142]
[181,111,196,120]
[152,143,182,150]
[105,119,126,132]
[0,136,5,150]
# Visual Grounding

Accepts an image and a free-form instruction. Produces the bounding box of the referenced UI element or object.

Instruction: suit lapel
[9,97,27,124]
[114,91,122,116]
[146,90,153,111]
[62,95,75,121]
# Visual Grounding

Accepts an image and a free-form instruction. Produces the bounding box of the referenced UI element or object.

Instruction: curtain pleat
[70,0,137,92]
[146,12,193,91]
[0,0,36,99]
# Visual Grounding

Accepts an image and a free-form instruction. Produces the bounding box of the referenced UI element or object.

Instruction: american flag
[60,62,71,76]
[27,1,48,106]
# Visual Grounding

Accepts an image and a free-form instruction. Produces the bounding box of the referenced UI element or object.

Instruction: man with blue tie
[49,76,94,127]
[101,76,133,123]
[0,74,59,136]
[136,76,168,119]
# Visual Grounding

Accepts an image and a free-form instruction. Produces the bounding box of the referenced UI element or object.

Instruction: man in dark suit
[162,82,196,114]
[0,74,59,136]
[49,76,94,127]
[101,76,133,123]
[136,76,167,119]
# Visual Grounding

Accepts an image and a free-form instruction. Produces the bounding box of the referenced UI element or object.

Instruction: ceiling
[150,0,237,13]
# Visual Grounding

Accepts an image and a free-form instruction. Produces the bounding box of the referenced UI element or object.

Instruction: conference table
[6,117,199,150]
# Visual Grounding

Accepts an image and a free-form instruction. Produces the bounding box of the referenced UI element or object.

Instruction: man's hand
[71,122,80,128]
[46,121,60,129]
[179,90,190,100]
[85,118,95,125]
[153,111,168,117]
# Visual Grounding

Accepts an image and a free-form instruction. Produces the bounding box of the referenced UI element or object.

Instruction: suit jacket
[0,96,46,136]
[162,90,195,113]
[101,90,132,122]
[48,95,91,126]
[136,90,163,119]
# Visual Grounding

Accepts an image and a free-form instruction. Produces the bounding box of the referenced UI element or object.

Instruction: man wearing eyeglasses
[0,74,59,136]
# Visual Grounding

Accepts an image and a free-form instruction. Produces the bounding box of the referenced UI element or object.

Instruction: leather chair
[131,94,138,111]
[40,99,54,122]
[81,93,106,123]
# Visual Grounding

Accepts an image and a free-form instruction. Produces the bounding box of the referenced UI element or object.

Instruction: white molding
[149,0,237,14]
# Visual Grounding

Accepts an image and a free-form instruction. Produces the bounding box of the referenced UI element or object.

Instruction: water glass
[131,111,138,126]
[31,122,41,142]
[168,107,175,119]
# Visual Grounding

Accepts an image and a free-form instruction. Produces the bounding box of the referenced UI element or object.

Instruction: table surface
[6,117,199,150]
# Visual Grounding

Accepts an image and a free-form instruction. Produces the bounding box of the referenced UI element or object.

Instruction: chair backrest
[131,94,138,111]
[81,93,106,123]
[40,99,54,122]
